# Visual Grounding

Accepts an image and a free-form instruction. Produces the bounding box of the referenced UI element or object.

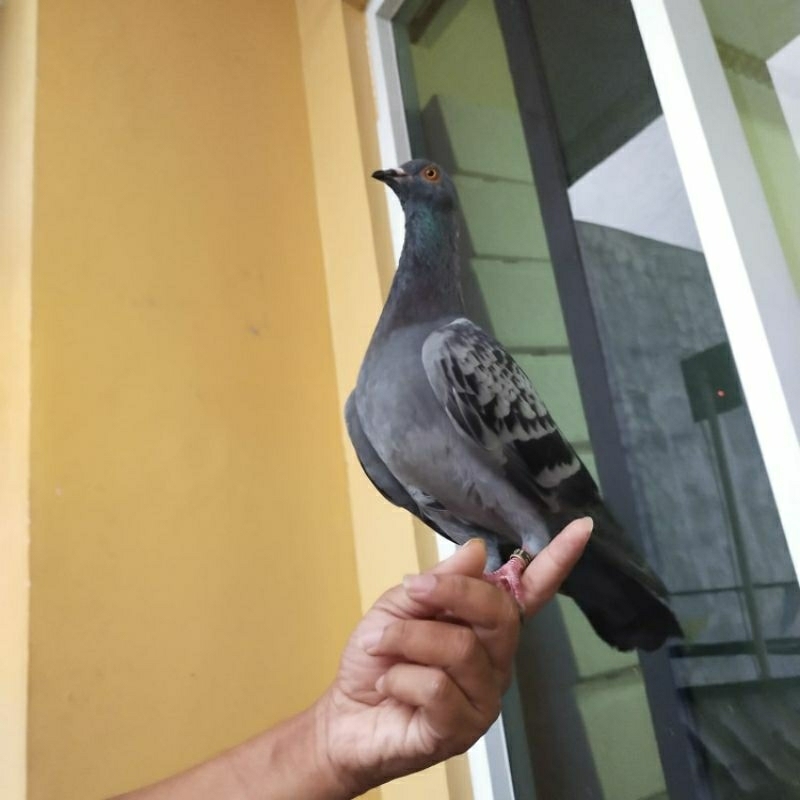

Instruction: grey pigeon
[346,159,682,651]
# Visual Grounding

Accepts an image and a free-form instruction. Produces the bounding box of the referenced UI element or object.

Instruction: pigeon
[346,159,682,651]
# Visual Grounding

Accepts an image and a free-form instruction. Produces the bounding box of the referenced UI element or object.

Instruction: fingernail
[375,675,386,694]
[575,517,594,537]
[403,573,437,596]
[360,628,383,654]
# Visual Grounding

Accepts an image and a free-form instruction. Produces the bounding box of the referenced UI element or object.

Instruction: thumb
[520,516,592,615]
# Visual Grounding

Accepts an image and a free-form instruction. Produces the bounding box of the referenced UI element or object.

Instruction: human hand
[315,518,592,796]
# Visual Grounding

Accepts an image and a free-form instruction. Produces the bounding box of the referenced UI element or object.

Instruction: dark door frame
[492,1,711,797]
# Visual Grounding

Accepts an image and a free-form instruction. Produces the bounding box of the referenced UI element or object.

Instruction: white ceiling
[567,116,702,253]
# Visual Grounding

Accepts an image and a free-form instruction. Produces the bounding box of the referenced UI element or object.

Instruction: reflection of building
[581,224,795,663]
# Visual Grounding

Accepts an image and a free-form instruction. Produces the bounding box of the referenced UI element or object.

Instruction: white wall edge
[632,0,800,580]
[365,1,516,798]
[366,0,410,261]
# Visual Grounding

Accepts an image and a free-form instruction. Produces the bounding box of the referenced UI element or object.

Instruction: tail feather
[558,511,683,652]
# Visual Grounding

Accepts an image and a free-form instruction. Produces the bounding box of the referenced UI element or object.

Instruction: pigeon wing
[421,317,595,513]
[421,318,670,599]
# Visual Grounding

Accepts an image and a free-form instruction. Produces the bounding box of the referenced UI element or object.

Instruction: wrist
[311,689,372,800]
[225,696,356,800]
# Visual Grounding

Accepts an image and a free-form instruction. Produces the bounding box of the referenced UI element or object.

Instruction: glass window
[390,1,800,798]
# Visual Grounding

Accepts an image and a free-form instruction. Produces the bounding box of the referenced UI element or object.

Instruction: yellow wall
[0,0,36,797]
[28,1,363,798]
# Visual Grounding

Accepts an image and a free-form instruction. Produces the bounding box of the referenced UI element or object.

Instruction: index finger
[519,517,593,616]
[403,572,521,674]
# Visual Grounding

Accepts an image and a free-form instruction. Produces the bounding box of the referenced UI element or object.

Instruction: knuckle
[428,670,451,703]
[390,619,410,648]
[452,628,480,664]
[446,574,472,601]
[378,584,403,605]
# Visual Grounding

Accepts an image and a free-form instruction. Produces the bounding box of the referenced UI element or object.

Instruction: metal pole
[699,372,770,679]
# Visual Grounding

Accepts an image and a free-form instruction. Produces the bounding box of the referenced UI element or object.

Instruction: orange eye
[422,166,440,182]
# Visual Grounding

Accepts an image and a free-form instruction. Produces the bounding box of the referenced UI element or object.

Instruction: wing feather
[422,318,598,511]
[420,319,679,644]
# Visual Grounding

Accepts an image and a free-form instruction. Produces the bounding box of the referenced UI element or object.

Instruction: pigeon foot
[484,549,533,609]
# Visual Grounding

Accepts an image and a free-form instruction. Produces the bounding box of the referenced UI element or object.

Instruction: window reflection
[392,0,800,797]
[533,0,800,796]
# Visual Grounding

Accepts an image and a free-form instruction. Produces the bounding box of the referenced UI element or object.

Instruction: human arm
[113,517,592,799]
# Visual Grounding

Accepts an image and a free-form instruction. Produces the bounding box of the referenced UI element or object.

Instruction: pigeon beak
[371,167,409,187]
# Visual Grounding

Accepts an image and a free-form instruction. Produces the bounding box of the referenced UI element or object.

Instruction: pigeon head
[372,159,457,213]
[372,159,461,299]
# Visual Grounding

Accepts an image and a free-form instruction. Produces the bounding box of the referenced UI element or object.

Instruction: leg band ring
[509,548,533,569]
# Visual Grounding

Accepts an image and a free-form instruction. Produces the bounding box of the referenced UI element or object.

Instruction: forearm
[111,698,353,800]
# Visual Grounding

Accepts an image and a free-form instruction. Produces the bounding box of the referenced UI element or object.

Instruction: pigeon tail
[560,536,683,652]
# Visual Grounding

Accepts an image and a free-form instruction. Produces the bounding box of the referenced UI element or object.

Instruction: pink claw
[483,552,531,608]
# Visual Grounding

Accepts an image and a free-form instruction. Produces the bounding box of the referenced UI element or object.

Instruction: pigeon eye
[422,166,440,182]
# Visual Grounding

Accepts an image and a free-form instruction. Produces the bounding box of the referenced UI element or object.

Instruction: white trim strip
[632,0,800,578]
[366,0,411,258]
